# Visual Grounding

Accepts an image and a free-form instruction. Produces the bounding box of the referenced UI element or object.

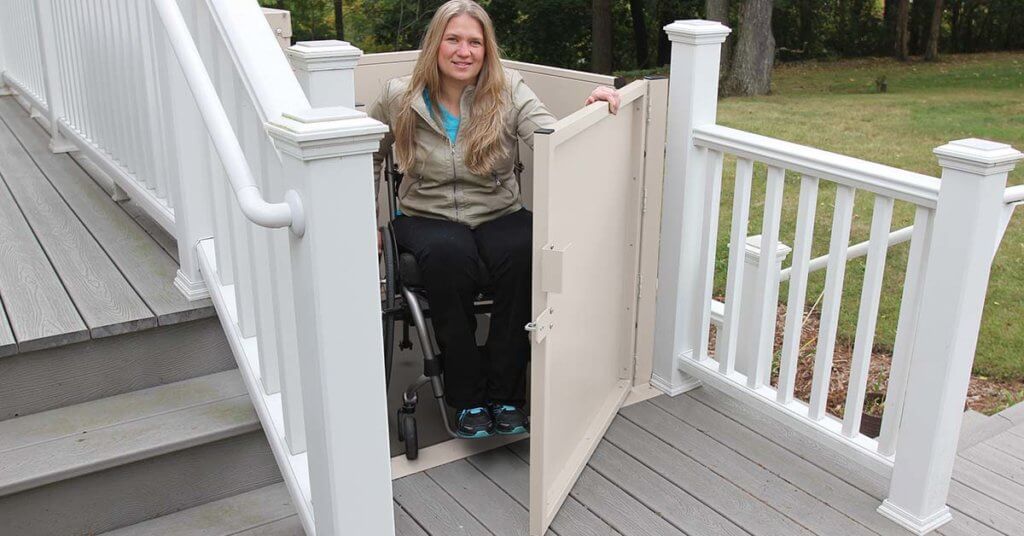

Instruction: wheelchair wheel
[401,414,418,460]
[381,225,397,388]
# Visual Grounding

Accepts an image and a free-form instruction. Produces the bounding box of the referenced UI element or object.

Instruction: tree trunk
[895,0,910,60]
[722,0,774,96]
[592,0,613,74]
[925,0,943,60]
[334,0,344,41]
[705,0,733,76]
[629,0,649,69]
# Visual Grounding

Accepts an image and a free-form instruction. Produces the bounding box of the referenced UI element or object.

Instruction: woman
[370,0,620,439]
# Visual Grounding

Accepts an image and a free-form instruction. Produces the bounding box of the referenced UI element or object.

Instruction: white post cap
[934,138,1023,175]
[266,107,387,161]
[664,20,732,45]
[287,40,362,71]
[744,234,792,264]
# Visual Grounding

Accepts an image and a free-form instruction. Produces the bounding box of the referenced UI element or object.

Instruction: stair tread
[0,370,258,497]
[98,483,299,536]
[959,409,1013,453]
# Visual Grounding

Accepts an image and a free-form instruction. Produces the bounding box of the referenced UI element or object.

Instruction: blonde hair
[393,0,509,176]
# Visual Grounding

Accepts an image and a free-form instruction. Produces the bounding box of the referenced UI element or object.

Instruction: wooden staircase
[0,96,293,535]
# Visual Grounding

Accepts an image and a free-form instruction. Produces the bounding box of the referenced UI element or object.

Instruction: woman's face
[437,14,485,88]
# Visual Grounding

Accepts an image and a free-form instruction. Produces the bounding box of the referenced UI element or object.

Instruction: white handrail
[694,124,942,208]
[779,225,915,282]
[1005,184,1024,205]
[152,0,304,236]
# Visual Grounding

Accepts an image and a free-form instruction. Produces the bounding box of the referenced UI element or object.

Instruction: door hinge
[524,307,555,344]
[641,187,648,215]
[637,274,644,300]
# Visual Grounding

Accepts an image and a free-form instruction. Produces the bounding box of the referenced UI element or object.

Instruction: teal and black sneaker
[456,406,494,439]
[490,404,529,435]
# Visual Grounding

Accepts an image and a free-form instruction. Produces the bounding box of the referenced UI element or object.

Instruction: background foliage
[260,0,1023,72]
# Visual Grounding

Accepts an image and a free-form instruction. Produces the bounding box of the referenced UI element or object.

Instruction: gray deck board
[652,394,912,535]
[0,171,88,351]
[620,400,879,536]
[987,428,1024,461]
[230,516,304,536]
[467,445,619,536]
[0,114,155,338]
[947,480,1024,535]
[569,468,687,536]
[0,294,17,357]
[427,459,533,536]
[953,457,1024,514]
[0,98,211,326]
[394,503,429,536]
[686,388,1015,536]
[603,415,815,536]
[393,471,494,536]
[962,442,1024,487]
[588,440,749,536]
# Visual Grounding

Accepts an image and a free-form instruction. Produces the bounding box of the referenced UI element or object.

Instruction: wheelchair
[379,152,524,460]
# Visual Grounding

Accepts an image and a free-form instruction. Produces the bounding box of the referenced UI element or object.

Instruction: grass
[708,52,1024,390]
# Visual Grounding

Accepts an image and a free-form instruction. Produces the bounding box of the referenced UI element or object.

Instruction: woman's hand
[585,85,621,115]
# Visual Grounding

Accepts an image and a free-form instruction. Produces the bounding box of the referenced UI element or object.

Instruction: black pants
[393,208,532,410]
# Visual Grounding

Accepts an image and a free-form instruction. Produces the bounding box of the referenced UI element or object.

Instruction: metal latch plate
[524,307,555,344]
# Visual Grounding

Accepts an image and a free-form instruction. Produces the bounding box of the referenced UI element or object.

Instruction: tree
[895,0,910,60]
[722,0,774,96]
[592,0,613,74]
[334,0,344,40]
[705,0,732,75]
[925,0,944,60]
[628,0,649,69]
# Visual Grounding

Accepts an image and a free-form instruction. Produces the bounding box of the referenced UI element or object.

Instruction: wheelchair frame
[380,150,521,460]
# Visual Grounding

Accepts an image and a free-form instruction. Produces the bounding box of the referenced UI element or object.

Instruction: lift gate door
[528,81,650,536]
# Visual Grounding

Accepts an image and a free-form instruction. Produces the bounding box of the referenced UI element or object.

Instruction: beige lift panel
[528,80,651,536]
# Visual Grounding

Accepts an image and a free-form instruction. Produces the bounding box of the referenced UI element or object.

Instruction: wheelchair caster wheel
[401,414,418,460]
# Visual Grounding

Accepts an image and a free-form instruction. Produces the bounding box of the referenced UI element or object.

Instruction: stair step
[0,370,256,496]
[959,409,1014,453]
[0,370,281,535]
[99,483,303,536]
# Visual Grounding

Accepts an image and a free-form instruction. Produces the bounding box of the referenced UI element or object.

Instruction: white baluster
[777,175,819,404]
[652,20,731,394]
[138,0,169,202]
[0,12,11,97]
[718,157,754,375]
[808,184,855,421]
[287,40,361,108]
[267,108,393,536]
[209,32,236,285]
[881,140,1022,534]
[240,102,281,394]
[877,206,933,456]
[749,166,787,388]
[51,1,78,135]
[696,148,724,361]
[230,81,257,337]
[842,195,894,437]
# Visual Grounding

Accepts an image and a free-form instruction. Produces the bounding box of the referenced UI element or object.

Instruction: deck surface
[393,388,1024,536]
[0,96,213,355]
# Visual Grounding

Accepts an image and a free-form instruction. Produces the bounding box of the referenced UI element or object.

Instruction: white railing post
[0,8,12,97]
[267,108,394,536]
[159,17,214,301]
[735,235,791,384]
[652,20,731,395]
[287,40,361,108]
[33,0,74,152]
[880,139,1022,534]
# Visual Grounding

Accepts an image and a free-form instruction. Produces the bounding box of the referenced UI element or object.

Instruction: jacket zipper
[450,140,458,222]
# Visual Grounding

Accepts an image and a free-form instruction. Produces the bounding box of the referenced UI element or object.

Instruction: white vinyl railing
[654,20,1022,535]
[0,1,396,535]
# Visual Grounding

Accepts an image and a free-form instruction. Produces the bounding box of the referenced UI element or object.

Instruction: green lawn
[710,53,1024,387]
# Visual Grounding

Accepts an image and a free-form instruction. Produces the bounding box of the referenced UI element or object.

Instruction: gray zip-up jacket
[369,68,556,228]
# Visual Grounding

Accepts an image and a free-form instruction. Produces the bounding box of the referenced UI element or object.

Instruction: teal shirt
[422,88,460,144]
